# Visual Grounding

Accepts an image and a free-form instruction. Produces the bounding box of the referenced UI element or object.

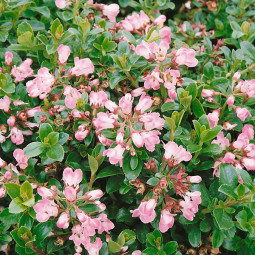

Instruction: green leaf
[240,41,255,62]
[96,166,123,179]
[46,144,64,161]
[130,156,138,170]
[213,208,234,230]
[122,30,137,46]
[219,164,238,189]
[192,99,205,117]
[210,78,229,93]
[164,241,178,254]
[120,229,136,246]
[79,203,101,214]
[212,229,224,248]
[236,168,254,190]
[201,125,222,142]
[110,75,126,89]
[188,227,201,247]
[4,183,20,199]
[161,102,183,112]
[29,6,51,18]
[34,221,52,244]
[19,214,34,229]
[116,208,134,223]
[186,83,197,100]
[200,219,211,232]
[146,177,160,186]
[123,156,143,180]
[51,18,63,39]
[108,239,122,253]
[218,184,238,200]
[200,144,222,156]
[0,73,15,93]
[88,154,99,176]
[20,181,33,201]
[203,62,214,79]
[18,31,34,46]
[39,123,53,142]
[47,132,59,145]
[9,197,27,214]
[57,132,69,145]
[187,144,202,153]
[24,142,46,157]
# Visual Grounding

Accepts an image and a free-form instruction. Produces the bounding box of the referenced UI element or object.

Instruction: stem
[123,71,139,88]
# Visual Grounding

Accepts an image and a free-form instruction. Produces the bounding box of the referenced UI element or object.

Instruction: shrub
[0,0,255,254]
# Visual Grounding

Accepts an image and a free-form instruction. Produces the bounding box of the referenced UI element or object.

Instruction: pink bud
[5,52,13,66]
[187,176,202,183]
[0,186,6,198]
[85,189,103,201]
[37,187,56,199]
[0,158,7,168]
[226,95,235,105]
[233,72,241,80]
[57,45,71,65]
[64,186,77,201]
[7,116,15,126]
[57,212,70,229]
[201,89,215,98]
[235,107,251,121]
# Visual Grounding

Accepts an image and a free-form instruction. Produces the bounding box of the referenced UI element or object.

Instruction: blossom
[131,198,157,223]
[160,27,171,44]
[37,187,56,199]
[153,15,166,26]
[57,212,70,229]
[232,133,249,149]
[7,116,15,126]
[85,190,103,201]
[97,213,115,234]
[5,52,13,66]
[0,96,11,112]
[10,126,24,145]
[26,67,55,99]
[242,124,254,140]
[13,149,29,170]
[64,86,81,109]
[226,95,235,105]
[212,132,230,150]
[103,144,125,167]
[34,199,59,222]
[144,69,163,90]
[187,176,202,183]
[163,69,180,89]
[75,124,90,141]
[134,93,153,114]
[163,141,192,166]
[84,238,102,255]
[180,191,201,221]
[139,112,165,130]
[89,91,108,108]
[57,44,71,65]
[64,186,77,201]
[208,110,219,128]
[121,11,149,32]
[93,112,118,131]
[201,89,215,98]
[159,209,176,233]
[119,93,133,114]
[141,130,161,152]
[0,157,6,168]
[135,40,153,59]
[175,47,198,67]
[235,107,251,121]
[11,59,33,82]
[103,4,119,22]
[132,251,142,255]
[69,57,94,77]
[241,157,255,170]
[105,100,119,113]
[55,0,71,8]
[63,167,83,187]
[0,186,6,198]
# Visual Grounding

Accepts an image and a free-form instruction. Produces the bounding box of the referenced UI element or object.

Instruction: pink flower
[7,116,15,126]
[89,91,108,108]
[34,199,59,222]
[187,176,202,183]
[235,107,251,121]
[232,133,249,149]
[241,157,255,170]
[57,44,71,65]
[11,59,33,82]
[233,72,241,80]
[63,85,81,109]
[159,209,176,233]
[57,212,70,229]
[132,251,142,255]
[55,0,71,8]
[97,213,115,234]
[0,95,11,112]
[27,106,42,117]
[135,41,153,60]
[69,57,94,77]
[141,130,161,152]
[64,186,77,201]
[208,110,219,128]
[144,70,163,90]
[180,191,201,221]
[121,11,149,32]
[139,112,165,130]
[75,124,90,141]
[84,237,102,255]
[135,93,153,114]
[13,149,29,170]
[131,87,145,97]
[226,95,235,105]
[63,167,83,187]
[160,27,171,44]
[0,186,6,198]
[163,141,192,166]
[103,4,119,22]
[131,198,157,223]
[69,224,89,246]
[119,93,133,114]
[105,100,119,113]
[93,112,118,131]
[201,89,215,98]
[175,47,198,67]
[10,126,24,145]
[244,144,255,158]
[163,69,180,89]
[212,132,230,150]
[223,152,235,163]
[223,121,237,130]
[237,79,255,98]
[85,189,103,201]
[5,52,13,66]
[26,67,55,99]
[153,15,166,26]
[131,132,144,148]
[103,144,125,167]
[37,187,56,199]
[242,124,254,140]
[0,157,7,168]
